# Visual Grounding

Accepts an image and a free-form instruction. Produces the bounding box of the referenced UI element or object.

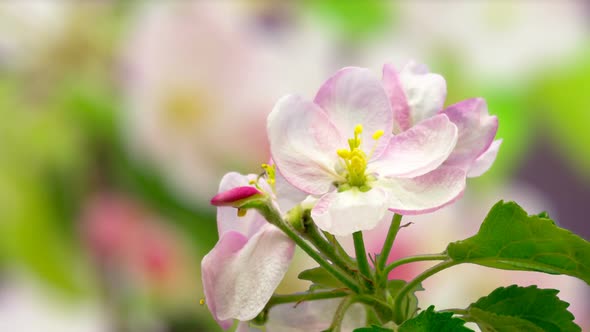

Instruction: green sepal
[298,266,346,289]
[386,279,423,322]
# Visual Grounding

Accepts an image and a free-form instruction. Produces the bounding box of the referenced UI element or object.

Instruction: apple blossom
[268,66,467,236]
[382,61,501,177]
[202,169,305,329]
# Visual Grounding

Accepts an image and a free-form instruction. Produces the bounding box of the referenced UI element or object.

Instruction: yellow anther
[199,298,206,305]
[372,130,384,140]
[351,156,364,169]
[337,149,351,159]
[237,208,247,217]
[354,124,363,135]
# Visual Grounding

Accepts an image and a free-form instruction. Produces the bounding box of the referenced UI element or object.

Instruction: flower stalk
[255,203,361,293]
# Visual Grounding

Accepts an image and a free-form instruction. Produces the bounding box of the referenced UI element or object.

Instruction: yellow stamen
[237,208,247,217]
[199,298,206,305]
[372,130,384,140]
[337,149,351,159]
[354,124,363,136]
[261,163,276,188]
[336,124,385,189]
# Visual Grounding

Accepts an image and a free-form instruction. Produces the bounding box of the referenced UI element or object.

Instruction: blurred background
[0,1,589,331]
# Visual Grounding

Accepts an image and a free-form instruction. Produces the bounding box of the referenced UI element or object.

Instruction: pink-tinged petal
[314,67,393,157]
[211,186,264,206]
[398,61,447,126]
[311,187,389,236]
[442,98,498,167]
[370,114,458,178]
[386,167,466,215]
[202,224,295,326]
[383,63,411,133]
[268,95,343,195]
[216,172,266,237]
[467,139,502,177]
[202,231,248,329]
[265,299,366,332]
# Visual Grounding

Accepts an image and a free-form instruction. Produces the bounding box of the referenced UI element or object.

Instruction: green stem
[383,253,448,275]
[257,204,360,293]
[353,231,373,290]
[376,214,403,273]
[303,216,354,273]
[324,231,355,264]
[392,260,458,323]
[267,290,349,307]
[329,296,356,332]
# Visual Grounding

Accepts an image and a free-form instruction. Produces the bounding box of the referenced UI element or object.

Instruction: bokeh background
[0,1,589,331]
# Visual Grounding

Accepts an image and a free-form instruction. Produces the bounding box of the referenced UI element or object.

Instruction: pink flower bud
[210,186,264,207]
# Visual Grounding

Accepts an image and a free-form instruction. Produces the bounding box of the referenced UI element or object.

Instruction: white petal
[467,139,502,177]
[370,114,458,178]
[399,61,447,126]
[311,187,389,236]
[268,95,343,195]
[386,167,466,215]
[202,225,295,324]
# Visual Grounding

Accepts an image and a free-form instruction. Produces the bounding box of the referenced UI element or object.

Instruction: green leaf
[298,266,345,289]
[387,279,422,320]
[446,201,590,284]
[399,306,473,331]
[466,285,580,332]
[353,325,394,332]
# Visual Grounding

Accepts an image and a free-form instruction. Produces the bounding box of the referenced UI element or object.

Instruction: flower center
[336,124,383,191]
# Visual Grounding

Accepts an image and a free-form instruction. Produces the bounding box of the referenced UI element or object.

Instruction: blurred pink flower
[81,193,197,297]
[121,2,338,203]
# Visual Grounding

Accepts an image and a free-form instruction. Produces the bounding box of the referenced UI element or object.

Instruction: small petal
[266,299,366,332]
[386,167,466,215]
[442,98,498,167]
[202,225,295,325]
[468,139,502,177]
[398,61,447,126]
[382,63,411,133]
[311,187,389,236]
[268,95,343,195]
[370,114,458,178]
[314,67,393,157]
[274,167,309,213]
